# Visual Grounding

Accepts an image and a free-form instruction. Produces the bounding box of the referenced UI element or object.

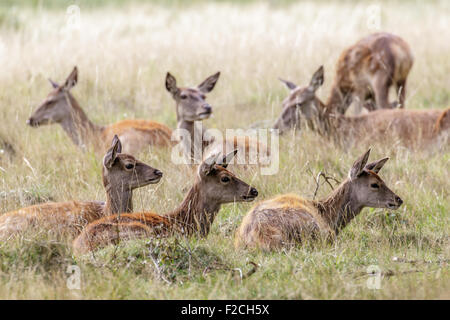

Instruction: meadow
[0,0,448,299]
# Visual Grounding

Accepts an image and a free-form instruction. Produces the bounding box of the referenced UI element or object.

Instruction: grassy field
[0,0,449,299]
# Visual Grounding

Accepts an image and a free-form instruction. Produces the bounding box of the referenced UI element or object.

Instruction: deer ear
[63,66,78,91]
[349,148,371,179]
[48,78,59,89]
[279,78,297,91]
[197,72,220,93]
[309,66,324,91]
[218,149,238,168]
[103,135,122,169]
[198,153,219,177]
[165,72,179,97]
[365,157,389,173]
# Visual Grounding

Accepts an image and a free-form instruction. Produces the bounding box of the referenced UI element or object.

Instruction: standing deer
[274,33,413,134]
[166,72,270,166]
[73,150,259,254]
[27,67,173,155]
[0,135,163,239]
[235,149,403,250]
[274,65,449,148]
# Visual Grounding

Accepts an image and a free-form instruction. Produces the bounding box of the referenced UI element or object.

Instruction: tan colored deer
[73,150,258,255]
[27,67,173,155]
[274,66,450,148]
[166,72,270,166]
[235,149,403,250]
[0,135,163,239]
[274,33,413,134]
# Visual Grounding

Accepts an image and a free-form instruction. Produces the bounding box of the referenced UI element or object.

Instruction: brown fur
[73,153,258,255]
[235,149,402,250]
[327,33,413,114]
[0,136,162,240]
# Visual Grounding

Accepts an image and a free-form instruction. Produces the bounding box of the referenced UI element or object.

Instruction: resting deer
[27,67,173,155]
[235,149,403,250]
[73,150,258,254]
[274,33,413,133]
[0,135,163,239]
[166,72,270,166]
[274,65,450,148]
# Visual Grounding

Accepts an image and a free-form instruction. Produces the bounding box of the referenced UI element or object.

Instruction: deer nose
[154,169,163,177]
[26,118,33,126]
[249,187,258,197]
[395,196,403,205]
[203,104,212,113]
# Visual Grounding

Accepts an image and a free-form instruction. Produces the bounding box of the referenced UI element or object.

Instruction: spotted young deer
[73,150,258,254]
[235,149,403,250]
[166,72,270,166]
[0,135,163,239]
[274,66,450,148]
[27,67,173,155]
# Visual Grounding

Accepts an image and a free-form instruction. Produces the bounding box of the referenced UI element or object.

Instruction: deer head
[165,72,220,122]
[198,150,258,204]
[273,66,326,134]
[347,149,403,210]
[27,66,80,127]
[102,135,163,191]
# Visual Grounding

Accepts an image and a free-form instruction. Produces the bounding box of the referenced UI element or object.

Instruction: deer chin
[196,111,212,119]
[386,202,401,210]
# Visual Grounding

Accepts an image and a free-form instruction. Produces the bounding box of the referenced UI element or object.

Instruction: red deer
[27,67,173,155]
[235,149,403,250]
[73,150,258,254]
[0,135,162,239]
[166,72,270,166]
[274,66,449,148]
[274,33,413,134]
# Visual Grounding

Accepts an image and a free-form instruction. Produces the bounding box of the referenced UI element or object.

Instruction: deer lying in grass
[274,66,450,148]
[274,33,413,133]
[166,72,270,166]
[73,150,258,255]
[235,149,403,250]
[0,135,163,239]
[27,67,173,155]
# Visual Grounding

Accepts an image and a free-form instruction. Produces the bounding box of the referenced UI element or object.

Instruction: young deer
[0,135,163,239]
[73,150,259,255]
[235,149,403,250]
[27,67,173,155]
[166,72,270,166]
[274,66,450,148]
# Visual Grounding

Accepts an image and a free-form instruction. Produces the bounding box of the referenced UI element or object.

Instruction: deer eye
[125,163,135,170]
[220,176,230,183]
[180,94,188,100]
[371,183,380,189]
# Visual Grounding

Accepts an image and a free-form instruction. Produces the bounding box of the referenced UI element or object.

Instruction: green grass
[0,0,448,299]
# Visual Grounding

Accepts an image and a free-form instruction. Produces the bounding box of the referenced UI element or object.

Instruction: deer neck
[316,179,364,234]
[103,183,133,215]
[176,115,205,162]
[166,181,221,237]
[60,93,103,149]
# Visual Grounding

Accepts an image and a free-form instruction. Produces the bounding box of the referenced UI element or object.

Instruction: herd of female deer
[1,32,448,254]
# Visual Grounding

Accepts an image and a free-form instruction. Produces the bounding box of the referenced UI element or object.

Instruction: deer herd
[1,32,448,255]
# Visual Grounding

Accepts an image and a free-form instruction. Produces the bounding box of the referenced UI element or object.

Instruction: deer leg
[372,74,391,110]
[396,79,406,108]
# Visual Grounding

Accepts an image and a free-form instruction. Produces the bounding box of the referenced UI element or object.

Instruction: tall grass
[0,0,448,299]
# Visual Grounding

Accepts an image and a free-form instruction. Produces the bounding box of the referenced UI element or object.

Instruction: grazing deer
[274,66,449,148]
[0,135,163,239]
[274,33,413,133]
[166,72,270,166]
[27,67,173,155]
[73,150,258,254]
[235,149,403,250]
